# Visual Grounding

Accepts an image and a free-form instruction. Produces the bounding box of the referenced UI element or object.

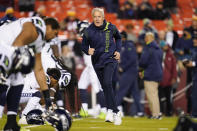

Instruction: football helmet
[26,109,44,125]
[45,108,72,131]
[58,70,71,89]
[77,20,90,36]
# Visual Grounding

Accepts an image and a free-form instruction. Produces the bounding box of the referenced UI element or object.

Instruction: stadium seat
[153,20,166,31]
[0,12,4,17]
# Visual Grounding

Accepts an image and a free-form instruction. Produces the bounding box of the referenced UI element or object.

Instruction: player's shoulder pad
[49,37,60,46]
[31,17,46,40]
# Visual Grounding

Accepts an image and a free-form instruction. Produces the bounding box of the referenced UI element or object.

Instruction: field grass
[0,115,178,131]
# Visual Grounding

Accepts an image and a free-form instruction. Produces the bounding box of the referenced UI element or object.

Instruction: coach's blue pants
[94,62,119,113]
[116,70,142,113]
[192,80,197,117]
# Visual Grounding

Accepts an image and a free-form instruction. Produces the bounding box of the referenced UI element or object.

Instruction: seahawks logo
[0,54,9,67]
[32,19,43,27]
[46,75,50,85]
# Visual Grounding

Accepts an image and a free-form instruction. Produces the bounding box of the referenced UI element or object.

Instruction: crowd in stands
[91,0,175,20]
[91,0,176,19]
[118,0,171,19]
[1,0,197,118]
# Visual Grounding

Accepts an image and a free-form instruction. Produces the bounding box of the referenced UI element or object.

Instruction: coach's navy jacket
[81,20,122,68]
[120,40,138,74]
[139,41,163,82]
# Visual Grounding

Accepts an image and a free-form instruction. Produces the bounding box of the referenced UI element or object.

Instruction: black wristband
[42,89,52,109]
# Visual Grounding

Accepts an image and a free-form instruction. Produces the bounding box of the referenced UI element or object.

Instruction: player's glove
[42,89,52,109]
[11,46,35,75]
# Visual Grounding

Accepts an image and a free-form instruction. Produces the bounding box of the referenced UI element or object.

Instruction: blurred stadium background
[0,0,197,128]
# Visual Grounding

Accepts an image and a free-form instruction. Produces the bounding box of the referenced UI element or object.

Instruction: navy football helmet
[26,109,44,125]
[77,20,90,36]
[45,108,72,131]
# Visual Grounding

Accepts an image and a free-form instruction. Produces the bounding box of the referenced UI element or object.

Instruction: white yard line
[71,127,169,130]
[73,118,84,121]
[159,128,168,130]
[23,125,41,128]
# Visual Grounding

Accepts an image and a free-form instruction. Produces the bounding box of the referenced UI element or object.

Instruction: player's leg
[0,85,8,118]
[78,67,90,117]
[116,71,133,115]
[19,74,42,124]
[4,85,23,131]
[130,77,144,117]
[191,80,197,118]
[4,73,24,131]
[21,91,41,116]
[19,90,41,124]
[96,91,107,119]
[89,67,106,118]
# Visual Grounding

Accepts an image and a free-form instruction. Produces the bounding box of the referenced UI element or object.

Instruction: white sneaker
[88,106,100,118]
[18,115,27,124]
[114,111,122,125]
[105,109,114,122]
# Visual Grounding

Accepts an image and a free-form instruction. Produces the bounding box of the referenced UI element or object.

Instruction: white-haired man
[81,8,122,125]
[139,32,163,119]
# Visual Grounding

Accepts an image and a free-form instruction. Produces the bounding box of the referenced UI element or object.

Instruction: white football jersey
[0,44,15,74]
[0,17,46,53]
[41,37,61,73]
[42,37,60,56]
[83,54,93,67]
[23,71,39,90]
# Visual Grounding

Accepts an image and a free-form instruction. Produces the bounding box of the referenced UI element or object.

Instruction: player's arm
[34,53,48,90]
[34,53,52,108]
[12,22,38,47]
[49,85,59,102]
[51,45,60,58]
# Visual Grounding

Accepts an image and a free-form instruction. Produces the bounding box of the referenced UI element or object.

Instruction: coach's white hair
[145,32,155,38]
[91,7,105,18]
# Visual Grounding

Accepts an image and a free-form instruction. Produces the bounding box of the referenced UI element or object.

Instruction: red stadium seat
[0,12,4,18]
[153,20,166,31]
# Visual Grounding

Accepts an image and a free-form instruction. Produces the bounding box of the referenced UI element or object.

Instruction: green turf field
[0,115,178,131]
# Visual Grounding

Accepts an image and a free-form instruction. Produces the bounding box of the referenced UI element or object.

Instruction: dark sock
[79,89,88,103]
